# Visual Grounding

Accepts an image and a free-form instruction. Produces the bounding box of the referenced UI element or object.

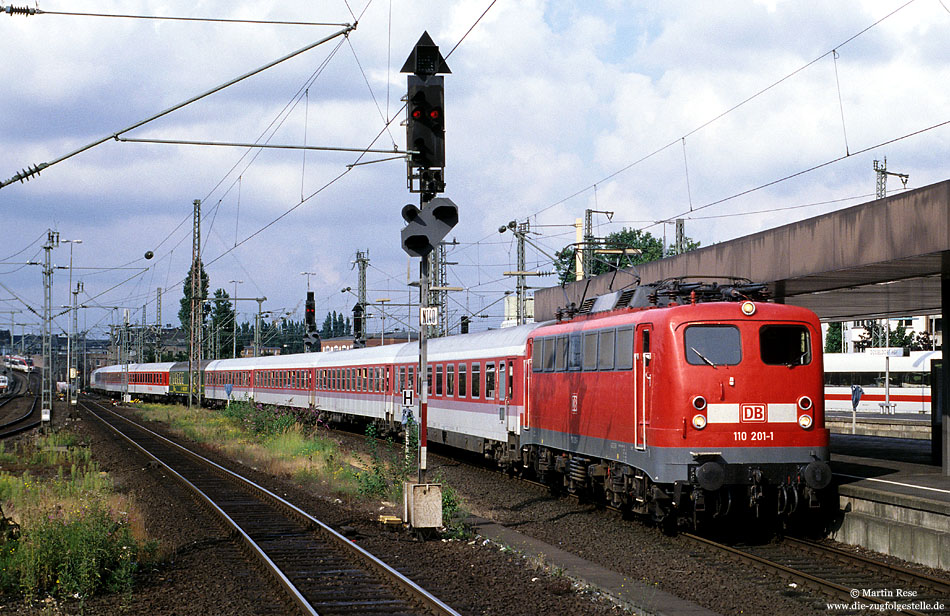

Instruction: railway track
[429,446,950,614]
[0,393,40,439]
[80,399,461,616]
[682,532,950,615]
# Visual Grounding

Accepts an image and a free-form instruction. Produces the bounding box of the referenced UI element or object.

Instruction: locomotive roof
[534,300,819,336]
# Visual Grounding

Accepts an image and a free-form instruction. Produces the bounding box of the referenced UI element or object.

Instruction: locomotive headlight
[798,414,813,429]
[740,301,756,316]
[692,395,707,411]
[797,395,813,411]
[692,414,707,430]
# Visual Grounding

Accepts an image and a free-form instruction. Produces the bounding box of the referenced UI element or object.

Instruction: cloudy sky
[1,0,948,342]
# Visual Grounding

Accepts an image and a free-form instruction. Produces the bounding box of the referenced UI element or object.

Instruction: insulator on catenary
[15,163,47,183]
[3,5,39,15]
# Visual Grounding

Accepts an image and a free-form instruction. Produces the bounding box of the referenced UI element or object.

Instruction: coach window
[583,332,599,371]
[568,333,583,371]
[486,362,497,400]
[471,363,481,398]
[435,365,443,396]
[458,363,467,397]
[759,325,811,366]
[685,325,741,366]
[555,335,569,372]
[426,366,433,396]
[447,364,455,397]
[398,366,406,391]
[599,329,616,370]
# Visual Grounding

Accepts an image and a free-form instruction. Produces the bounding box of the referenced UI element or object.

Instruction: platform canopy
[535,179,950,322]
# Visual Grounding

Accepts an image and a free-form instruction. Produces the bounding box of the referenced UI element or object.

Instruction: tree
[210,288,236,358]
[824,322,843,353]
[553,227,700,285]
[178,260,210,339]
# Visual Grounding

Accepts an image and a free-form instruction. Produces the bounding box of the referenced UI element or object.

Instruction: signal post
[399,33,456,532]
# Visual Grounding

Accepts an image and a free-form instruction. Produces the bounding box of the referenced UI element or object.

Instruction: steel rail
[682,533,933,616]
[784,536,950,596]
[0,395,40,438]
[81,399,461,616]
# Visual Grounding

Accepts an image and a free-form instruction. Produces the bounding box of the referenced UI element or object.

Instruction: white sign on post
[402,388,414,407]
[420,307,438,326]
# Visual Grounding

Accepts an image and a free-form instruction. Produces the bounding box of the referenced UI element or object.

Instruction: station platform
[826,409,932,440]
[829,432,950,570]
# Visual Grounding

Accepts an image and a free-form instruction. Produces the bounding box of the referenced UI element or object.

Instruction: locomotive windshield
[684,325,741,366]
[759,325,812,366]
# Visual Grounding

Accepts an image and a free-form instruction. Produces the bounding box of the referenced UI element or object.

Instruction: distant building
[500,295,535,328]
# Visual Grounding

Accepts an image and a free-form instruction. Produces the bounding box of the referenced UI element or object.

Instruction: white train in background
[824,351,939,414]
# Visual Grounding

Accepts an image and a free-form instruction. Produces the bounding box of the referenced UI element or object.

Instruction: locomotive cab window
[684,325,741,366]
[760,325,811,366]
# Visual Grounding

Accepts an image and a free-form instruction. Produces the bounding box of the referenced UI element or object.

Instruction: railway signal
[402,31,450,200]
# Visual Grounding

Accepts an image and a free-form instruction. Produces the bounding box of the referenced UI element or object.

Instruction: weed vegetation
[132,400,469,536]
[0,431,155,603]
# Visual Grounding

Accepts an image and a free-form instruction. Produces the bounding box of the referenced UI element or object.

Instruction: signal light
[406,75,445,168]
[305,291,316,330]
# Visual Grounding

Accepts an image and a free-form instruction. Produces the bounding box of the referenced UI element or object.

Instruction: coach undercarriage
[515,444,831,529]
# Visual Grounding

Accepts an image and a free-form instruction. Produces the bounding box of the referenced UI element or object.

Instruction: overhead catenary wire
[0,23,356,189]
[1,6,351,26]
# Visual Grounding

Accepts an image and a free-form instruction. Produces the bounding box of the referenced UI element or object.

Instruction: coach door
[634,324,652,450]
[502,357,518,433]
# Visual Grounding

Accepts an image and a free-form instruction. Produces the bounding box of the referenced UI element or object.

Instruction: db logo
[740,403,766,422]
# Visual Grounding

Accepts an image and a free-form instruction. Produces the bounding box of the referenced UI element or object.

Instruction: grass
[0,430,156,603]
[132,400,363,500]
[129,400,469,536]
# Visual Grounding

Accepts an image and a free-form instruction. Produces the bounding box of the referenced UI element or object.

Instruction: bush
[220,400,295,437]
[355,422,418,500]
[0,503,153,600]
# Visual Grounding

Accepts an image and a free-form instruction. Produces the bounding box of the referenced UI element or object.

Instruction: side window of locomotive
[543,337,556,372]
[684,325,742,366]
[642,330,651,367]
[568,333,583,371]
[532,338,544,372]
[759,325,811,366]
[555,336,568,371]
[486,363,497,400]
[598,329,615,370]
[471,363,481,398]
[583,332,598,371]
[459,363,468,397]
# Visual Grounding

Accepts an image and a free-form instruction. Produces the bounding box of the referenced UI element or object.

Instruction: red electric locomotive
[520,280,831,527]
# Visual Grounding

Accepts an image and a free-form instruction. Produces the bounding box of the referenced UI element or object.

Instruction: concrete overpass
[534,179,950,474]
